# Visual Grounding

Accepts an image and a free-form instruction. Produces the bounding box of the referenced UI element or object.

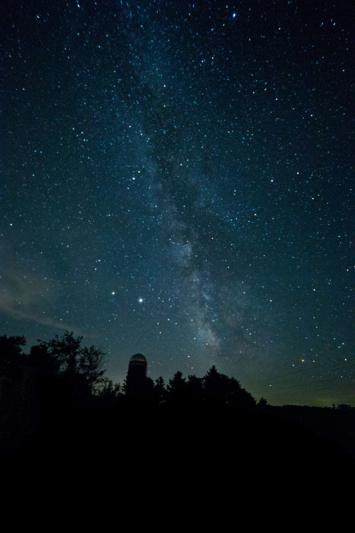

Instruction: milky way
[1,0,354,405]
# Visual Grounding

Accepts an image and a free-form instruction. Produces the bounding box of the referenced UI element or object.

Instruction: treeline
[0,331,264,455]
[0,330,257,413]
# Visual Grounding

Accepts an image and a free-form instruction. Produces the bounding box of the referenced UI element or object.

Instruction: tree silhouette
[79,345,105,386]
[203,365,230,405]
[258,398,268,409]
[94,377,121,399]
[34,331,105,389]
[153,376,167,404]
[186,375,204,404]
[167,371,187,403]
[203,366,255,409]
[0,335,26,376]
[28,344,60,374]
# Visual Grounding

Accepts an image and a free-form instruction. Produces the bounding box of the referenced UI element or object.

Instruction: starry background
[1,0,354,405]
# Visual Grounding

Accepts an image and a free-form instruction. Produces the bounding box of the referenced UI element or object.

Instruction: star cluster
[1,0,354,405]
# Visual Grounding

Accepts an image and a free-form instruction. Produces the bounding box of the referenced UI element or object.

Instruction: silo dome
[130,353,147,364]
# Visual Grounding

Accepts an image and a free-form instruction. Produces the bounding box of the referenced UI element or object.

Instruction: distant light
[138,297,144,303]
[111,291,116,296]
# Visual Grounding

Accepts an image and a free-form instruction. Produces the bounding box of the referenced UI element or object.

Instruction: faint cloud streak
[0,248,76,332]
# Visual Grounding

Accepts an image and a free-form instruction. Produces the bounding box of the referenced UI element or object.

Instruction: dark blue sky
[1,0,354,405]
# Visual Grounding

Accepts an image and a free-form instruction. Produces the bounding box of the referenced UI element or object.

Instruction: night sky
[1,0,354,405]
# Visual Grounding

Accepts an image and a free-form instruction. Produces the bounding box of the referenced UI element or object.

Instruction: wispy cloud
[0,247,75,332]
